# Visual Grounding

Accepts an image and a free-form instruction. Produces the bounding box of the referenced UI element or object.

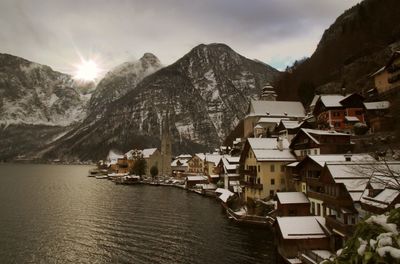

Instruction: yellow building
[240,138,296,202]
[372,51,400,95]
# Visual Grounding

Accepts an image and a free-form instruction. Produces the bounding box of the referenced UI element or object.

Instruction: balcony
[242,181,263,190]
[240,169,257,177]
[325,215,355,237]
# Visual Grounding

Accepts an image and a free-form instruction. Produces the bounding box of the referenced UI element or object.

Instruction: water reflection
[0,164,275,263]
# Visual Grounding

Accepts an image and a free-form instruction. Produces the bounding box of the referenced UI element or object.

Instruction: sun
[74,59,100,82]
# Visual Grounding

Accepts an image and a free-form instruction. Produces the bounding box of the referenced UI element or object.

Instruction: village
[89,51,400,263]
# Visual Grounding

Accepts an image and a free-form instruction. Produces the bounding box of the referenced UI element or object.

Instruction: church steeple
[260,83,277,101]
[160,112,172,176]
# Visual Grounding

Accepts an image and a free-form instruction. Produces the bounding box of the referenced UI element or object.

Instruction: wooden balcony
[307,190,353,207]
[325,215,355,237]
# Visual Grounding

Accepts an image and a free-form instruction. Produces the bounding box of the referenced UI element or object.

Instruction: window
[271,179,275,185]
[270,164,275,172]
[269,190,274,197]
[311,202,315,215]
[258,165,260,172]
[317,204,321,216]
[314,149,318,155]
[280,165,285,172]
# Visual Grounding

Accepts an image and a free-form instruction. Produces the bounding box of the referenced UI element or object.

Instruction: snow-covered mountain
[45,43,280,160]
[0,53,89,126]
[88,53,162,116]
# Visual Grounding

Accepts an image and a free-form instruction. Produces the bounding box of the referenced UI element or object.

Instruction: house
[204,154,223,181]
[185,175,209,189]
[312,93,366,133]
[289,128,353,160]
[106,150,124,173]
[243,99,305,138]
[217,155,241,192]
[315,161,377,249]
[187,153,206,174]
[275,120,312,142]
[288,154,375,217]
[276,192,310,217]
[364,101,391,132]
[371,50,400,96]
[276,216,331,263]
[141,148,162,177]
[171,154,192,177]
[240,138,297,203]
[360,162,400,214]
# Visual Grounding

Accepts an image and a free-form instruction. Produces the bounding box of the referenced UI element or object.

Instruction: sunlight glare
[74,59,100,81]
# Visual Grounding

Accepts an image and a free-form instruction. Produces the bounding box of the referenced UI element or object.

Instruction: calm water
[0,164,275,263]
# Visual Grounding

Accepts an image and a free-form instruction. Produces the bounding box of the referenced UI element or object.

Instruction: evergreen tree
[131,157,147,176]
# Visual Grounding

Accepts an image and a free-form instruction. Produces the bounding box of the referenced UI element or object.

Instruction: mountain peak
[139,52,161,68]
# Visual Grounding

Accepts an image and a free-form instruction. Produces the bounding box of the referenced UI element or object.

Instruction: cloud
[0,0,361,73]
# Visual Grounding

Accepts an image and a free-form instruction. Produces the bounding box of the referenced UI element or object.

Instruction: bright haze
[0,0,360,76]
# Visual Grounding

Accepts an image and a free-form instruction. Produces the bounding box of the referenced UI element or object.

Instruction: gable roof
[325,162,374,202]
[205,154,223,165]
[290,128,350,147]
[142,148,158,158]
[246,138,296,162]
[247,100,305,118]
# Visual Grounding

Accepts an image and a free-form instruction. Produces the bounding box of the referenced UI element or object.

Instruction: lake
[0,164,276,263]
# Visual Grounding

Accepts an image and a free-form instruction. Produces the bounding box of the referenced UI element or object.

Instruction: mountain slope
[88,53,162,116]
[275,0,400,104]
[45,43,280,160]
[0,53,89,126]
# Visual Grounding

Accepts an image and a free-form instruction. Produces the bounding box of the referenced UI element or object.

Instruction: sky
[0,0,361,76]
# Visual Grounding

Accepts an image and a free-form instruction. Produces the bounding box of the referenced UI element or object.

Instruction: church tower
[260,83,277,101]
[160,112,172,176]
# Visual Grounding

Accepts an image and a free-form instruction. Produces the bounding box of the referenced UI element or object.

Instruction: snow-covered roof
[301,128,350,144]
[225,156,240,163]
[277,192,309,204]
[310,95,320,108]
[280,120,303,130]
[253,149,296,161]
[257,117,288,124]
[247,138,296,161]
[142,148,158,158]
[345,116,360,122]
[205,154,222,165]
[221,157,238,171]
[361,188,400,209]
[277,216,327,239]
[215,188,234,203]
[248,137,290,150]
[106,150,124,165]
[194,153,206,161]
[254,124,263,129]
[248,100,305,118]
[319,94,347,108]
[177,154,192,159]
[326,163,373,202]
[286,162,299,167]
[186,175,208,181]
[171,159,189,167]
[308,154,375,167]
[364,101,390,110]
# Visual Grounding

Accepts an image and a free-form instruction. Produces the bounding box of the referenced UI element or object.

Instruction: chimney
[277,137,283,151]
[344,151,352,162]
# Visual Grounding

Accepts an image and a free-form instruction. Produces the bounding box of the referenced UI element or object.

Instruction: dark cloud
[0,0,360,73]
